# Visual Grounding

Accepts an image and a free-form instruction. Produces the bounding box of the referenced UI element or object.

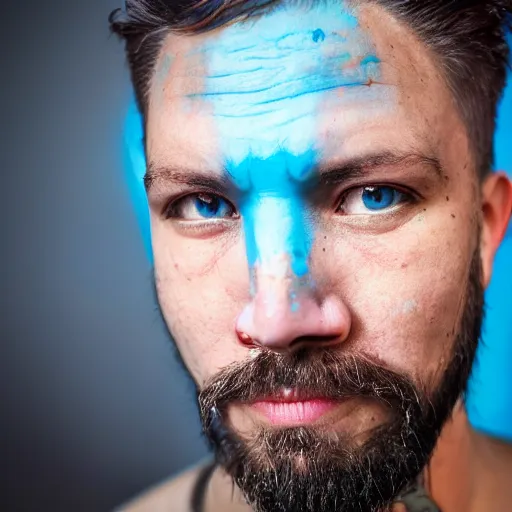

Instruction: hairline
[112,0,511,181]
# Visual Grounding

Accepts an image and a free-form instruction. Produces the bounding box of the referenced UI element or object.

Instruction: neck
[467,430,512,512]
[205,467,252,512]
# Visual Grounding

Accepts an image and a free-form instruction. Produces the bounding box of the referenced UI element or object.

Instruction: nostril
[236,329,258,348]
[235,292,351,352]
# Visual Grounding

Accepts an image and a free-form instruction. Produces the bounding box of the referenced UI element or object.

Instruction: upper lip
[251,388,330,403]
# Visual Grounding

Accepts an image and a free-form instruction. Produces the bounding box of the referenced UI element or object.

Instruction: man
[110,1,512,511]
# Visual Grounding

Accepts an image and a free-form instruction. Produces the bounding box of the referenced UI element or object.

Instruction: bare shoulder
[116,460,213,512]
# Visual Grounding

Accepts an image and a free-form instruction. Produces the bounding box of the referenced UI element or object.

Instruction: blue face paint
[312,28,326,43]
[236,151,316,279]
[194,0,380,302]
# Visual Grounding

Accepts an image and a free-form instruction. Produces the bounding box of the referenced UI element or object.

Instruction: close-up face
[142,0,504,510]
[149,1,476,399]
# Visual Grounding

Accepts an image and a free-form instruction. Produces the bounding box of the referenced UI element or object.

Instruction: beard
[192,250,484,512]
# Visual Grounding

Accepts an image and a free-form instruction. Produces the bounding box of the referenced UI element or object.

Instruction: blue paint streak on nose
[231,150,317,277]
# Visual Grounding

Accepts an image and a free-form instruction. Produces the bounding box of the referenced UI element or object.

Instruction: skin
[122,1,512,511]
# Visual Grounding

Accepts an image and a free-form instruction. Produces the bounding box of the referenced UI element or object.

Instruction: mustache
[198,350,429,424]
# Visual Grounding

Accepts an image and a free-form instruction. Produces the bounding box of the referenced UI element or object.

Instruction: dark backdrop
[1,2,207,511]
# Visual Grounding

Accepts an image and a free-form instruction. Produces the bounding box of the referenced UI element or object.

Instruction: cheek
[322,213,475,382]
[152,222,251,386]
[348,272,460,381]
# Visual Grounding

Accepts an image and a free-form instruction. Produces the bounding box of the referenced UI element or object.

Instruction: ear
[480,172,512,288]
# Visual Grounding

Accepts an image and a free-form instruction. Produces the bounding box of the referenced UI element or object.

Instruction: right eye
[165,193,238,221]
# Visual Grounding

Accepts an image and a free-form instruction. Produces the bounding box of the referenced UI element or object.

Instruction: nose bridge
[239,150,315,283]
[245,193,312,286]
[235,164,316,341]
[235,173,350,349]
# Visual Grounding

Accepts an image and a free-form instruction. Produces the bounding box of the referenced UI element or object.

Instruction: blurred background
[1,2,207,511]
[0,2,510,512]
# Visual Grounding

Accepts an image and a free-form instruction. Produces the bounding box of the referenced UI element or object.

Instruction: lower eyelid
[171,218,239,237]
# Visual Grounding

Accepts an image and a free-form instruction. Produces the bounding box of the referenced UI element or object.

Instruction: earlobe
[480,172,512,287]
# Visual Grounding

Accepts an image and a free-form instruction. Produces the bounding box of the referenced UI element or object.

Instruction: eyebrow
[144,151,443,192]
[145,164,233,193]
[317,151,443,187]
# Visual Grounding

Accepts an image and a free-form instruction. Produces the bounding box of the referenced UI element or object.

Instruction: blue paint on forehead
[195,0,379,282]
[312,28,326,43]
[195,1,377,165]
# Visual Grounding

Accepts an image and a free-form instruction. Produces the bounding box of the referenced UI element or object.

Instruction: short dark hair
[110,0,512,177]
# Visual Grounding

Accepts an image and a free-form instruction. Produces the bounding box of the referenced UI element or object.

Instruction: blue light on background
[466,35,512,442]
[123,100,152,260]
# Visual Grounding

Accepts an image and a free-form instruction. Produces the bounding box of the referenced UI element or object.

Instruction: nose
[235,271,351,352]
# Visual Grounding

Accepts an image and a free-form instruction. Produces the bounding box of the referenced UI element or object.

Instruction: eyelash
[163,184,417,221]
[164,192,238,220]
[336,184,417,214]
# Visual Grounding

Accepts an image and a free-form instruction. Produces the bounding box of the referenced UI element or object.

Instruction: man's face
[145,1,486,510]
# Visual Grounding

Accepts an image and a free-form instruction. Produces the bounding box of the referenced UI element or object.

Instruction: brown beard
[196,250,484,512]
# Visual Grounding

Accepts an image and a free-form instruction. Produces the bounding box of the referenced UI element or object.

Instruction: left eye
[166,193,237,220]
[337,185,410,215]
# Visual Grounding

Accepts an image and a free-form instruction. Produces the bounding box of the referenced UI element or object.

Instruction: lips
[250,388,339,425]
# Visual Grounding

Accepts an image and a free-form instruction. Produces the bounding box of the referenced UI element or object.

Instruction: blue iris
[194,194,233,219]
[362,186,401,211]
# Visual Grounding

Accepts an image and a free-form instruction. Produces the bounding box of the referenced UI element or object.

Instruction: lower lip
[251,399,338,425]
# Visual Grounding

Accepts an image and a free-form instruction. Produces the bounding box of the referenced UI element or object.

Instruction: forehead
[146,2,461,170]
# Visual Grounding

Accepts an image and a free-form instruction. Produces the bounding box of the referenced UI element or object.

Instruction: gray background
[1,1,208,511]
